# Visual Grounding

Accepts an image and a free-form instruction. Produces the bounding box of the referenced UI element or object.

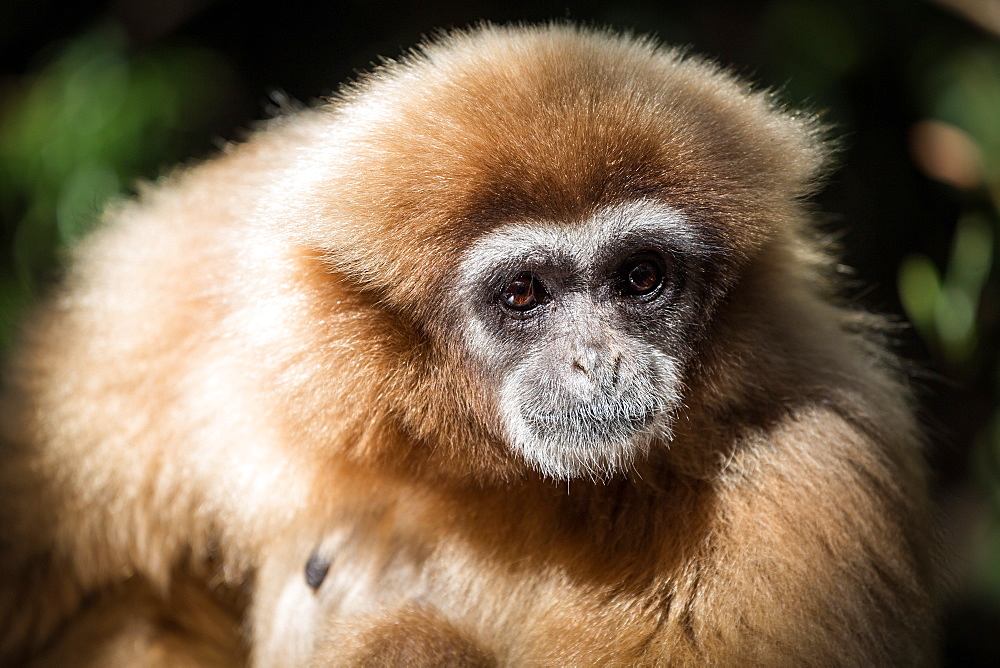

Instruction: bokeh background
[2,0,998,663]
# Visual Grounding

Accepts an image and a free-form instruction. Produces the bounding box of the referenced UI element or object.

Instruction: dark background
[2,0,999,663]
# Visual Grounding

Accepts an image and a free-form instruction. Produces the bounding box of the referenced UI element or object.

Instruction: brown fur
[0,23,934,665]
[313,606,497,667]
[29,574,246,667]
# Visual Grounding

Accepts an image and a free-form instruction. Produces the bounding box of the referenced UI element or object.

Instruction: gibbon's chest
[255,484,706,665]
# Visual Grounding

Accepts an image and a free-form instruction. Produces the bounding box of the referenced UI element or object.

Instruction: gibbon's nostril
[571,358,590,376]
[611,355,622,385]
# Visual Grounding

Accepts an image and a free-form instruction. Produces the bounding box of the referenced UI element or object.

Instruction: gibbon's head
[266,23,827,481]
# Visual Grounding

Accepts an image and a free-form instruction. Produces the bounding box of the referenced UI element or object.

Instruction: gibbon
[0,22,935,666]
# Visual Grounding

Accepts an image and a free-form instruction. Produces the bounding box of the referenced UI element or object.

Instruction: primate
[0,23,935,666]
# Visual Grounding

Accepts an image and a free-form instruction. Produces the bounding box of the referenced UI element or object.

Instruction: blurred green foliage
[900,42,1000,371]
[930,48,1000,180]
[0,22,228,354]
[900,214,993,368]
[894,34,1000,607]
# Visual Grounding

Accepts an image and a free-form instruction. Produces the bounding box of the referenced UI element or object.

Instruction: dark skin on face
[498,252,666,314]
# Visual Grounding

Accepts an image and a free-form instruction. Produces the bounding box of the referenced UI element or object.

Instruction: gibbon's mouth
[520,401,660,448]
[499,360,681,478]
[507,401,665,479]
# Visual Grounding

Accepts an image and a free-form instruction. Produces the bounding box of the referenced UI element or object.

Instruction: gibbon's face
[457,200,718,480]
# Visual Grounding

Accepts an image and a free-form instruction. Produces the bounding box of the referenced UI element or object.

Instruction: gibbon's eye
[618,253,665,297]
[500,273,548,312]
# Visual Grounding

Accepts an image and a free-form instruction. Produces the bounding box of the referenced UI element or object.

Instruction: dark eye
[618,253,665,297]
[500,273,548,312]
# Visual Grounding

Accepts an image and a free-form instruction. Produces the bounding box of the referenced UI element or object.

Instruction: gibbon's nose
[570,350,622,388]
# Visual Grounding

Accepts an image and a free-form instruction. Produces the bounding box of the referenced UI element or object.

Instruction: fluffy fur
[0,23,935,665]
